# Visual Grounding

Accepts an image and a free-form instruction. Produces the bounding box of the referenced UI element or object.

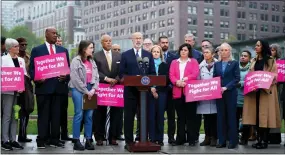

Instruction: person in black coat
[148,45,169,146]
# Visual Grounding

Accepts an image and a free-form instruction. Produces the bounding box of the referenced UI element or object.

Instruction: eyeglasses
[20,44,28,46]
[113,49,121,51]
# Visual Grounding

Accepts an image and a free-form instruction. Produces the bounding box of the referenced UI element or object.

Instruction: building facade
[13,1,85,47]
[82,0,285,51]
[1,1,17,30]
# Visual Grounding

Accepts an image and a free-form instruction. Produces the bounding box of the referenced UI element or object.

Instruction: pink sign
[1,67,25,92]
[96,83,124,107]
[34,53,70,80]
[277,60,285,82]
[184,77,222,102]
[244,71,275,95]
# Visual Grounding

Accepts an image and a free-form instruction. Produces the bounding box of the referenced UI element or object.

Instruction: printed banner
[277,60,285,82]
[244,71,275,95]
[34,53,69,80]
[1,67,25,92]
[185,77,222,102]
[96,83,124,107]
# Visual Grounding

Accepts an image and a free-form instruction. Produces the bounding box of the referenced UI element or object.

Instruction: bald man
[112,44,121,53]
[93,34,122,146]
[119,32,156,148]
[29,27,70,148]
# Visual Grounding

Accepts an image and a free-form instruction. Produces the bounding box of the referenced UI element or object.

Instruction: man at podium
[119,32,156,149]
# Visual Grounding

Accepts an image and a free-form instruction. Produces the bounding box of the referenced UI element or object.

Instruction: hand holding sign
[244,71,275,95]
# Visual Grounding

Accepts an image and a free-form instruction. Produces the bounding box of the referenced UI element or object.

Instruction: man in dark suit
[184,33,203,143]
[158,36,178,144]
[119,32,156,148]
[93,34,122,146]
[29,28,70,149]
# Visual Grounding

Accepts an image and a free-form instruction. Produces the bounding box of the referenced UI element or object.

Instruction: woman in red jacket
[169,43,199,146]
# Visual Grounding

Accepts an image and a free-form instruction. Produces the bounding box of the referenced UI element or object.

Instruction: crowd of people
[1,27,284,151]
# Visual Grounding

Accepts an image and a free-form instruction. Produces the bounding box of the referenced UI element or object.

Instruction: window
[249,2,257,9]
[113,10,119,17]
[249,13,257,20]
[237,34,246,41]
[107,2,112,9]
[114,1,119,7]
[101,4,106,11]
[249,24,257,30]
[220,32,229,39]
[204,19,213,27]
[260,24,268,32]
[159,20,166,28]
[113,30,118,37]
[100,24,104,30]
[135,4,140,11]
[121,8,126,15]
[237,23,246,30]
[204,0,213,3]
[120,29,125,35]
[150,33,156,41]
[159,8,165,16]
[135,15,141,22]
[135,25,140,32]
[204,8,213,16]
[272,15,279,22]
[283,6,285,12]
[107,22,112,28]
[220,21,229,28]
[159,32,166,37]
[142,24,148,32]
[260,3,269,10]
[272,4,280,11]
[151,22,157,29]
[220,0,229,5]
[220,9,229,17]
[283,16,285,23]
[121,1,126,5]
[142,13,148,20]
[159,0,165,5]
[101,14,105,20]
[188,30,197,37]
[167,18,174,26]
[260,14,268,21]
[143,2,148,9]
[128,6,133,13]
[272,26,275,33]
[128,27,133,34]
[237,11,246,19]
[276,26,280,33]
[188,6,197,14]
[237,0,245,7]
[150,11,156,19]
[168,30,174,38]
[204,31,213,38]
[128,17,133,24]
[120,18,126,25]
[113,20,118,27]
[168,6,174,14]
[107,12,111,19]
[188,17,197,25]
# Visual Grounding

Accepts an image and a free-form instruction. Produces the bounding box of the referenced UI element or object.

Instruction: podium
[123,75,166,152]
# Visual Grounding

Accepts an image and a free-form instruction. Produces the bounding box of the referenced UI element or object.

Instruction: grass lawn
[27,97,285,134]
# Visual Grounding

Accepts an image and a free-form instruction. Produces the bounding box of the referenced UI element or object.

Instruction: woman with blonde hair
[213,42,240,149]
[148,45,168,146]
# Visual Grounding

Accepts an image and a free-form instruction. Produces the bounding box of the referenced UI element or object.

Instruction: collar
[103,49,112,54]
[45,41,55,47]
[177,58,190,63]
[133,48,141,52]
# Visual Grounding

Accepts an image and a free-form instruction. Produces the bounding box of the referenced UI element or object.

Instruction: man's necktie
[164,53,167,62]
[50,44,55,55]
[106,51,112,71]
[136,50,139,57]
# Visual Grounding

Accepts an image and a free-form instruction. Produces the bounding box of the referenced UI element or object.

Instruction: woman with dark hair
[242,40,281,149]
[213,43,240,149]
[148,45,168,146]
[236,50,251,145]
[69,40,99,151]
[169,43,200,146]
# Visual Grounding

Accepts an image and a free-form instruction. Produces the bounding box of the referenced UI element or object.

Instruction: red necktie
[50,44,55,55]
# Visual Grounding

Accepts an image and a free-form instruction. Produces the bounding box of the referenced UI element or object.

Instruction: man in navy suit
[29,28,70,149]
[158,36,178,144]
[119,32,156,148]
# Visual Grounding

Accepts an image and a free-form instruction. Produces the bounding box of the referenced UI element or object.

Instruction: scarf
[154,58,162,75]
[239,62,250,71]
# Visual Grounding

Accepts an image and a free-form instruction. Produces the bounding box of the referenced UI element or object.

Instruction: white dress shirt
[45,41,56,55]
[177,58,190,80]
[133,48,142,57]
[104,49,112,59]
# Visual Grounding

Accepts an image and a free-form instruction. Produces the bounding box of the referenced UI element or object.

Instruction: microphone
[137,57,143,71]
[142,57,149,69]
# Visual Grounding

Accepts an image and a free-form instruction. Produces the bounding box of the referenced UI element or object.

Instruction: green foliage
[222,35,238,43]
[1,25,43,53]
[1,25,9,37]
[69,48,78,59]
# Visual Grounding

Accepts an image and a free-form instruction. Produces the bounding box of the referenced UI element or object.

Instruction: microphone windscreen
[137,57,143,62]
[142,57,149,63]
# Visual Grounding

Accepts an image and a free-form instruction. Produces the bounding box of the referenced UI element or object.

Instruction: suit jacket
[213,60,240,91]
[119,48,156,79]
[169,58,200,99]
[94,50,121,83]
[29,44,70,95]
[192,49,203,64]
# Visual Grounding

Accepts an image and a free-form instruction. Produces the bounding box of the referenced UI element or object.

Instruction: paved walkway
[1,134,285,154]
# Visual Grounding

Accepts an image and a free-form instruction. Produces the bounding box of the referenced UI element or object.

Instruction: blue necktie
[164,53,167,62]
[136,50,139,57]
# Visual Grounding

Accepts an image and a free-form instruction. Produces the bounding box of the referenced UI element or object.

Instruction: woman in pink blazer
[169,43,199,146]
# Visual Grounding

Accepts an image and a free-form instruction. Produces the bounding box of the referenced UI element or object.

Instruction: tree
[6,25,43,53]
[222,35,237,43]
[1,25,9,37]
[57,28,67,47]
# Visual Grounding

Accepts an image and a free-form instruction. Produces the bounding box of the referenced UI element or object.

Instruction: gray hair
[219,42,234,61]
[184,33,196,41]
[143,38,153,44]
[215,46,221,53]
[270,43,281,59]
[203,47,215,54]
[5,38,19,51]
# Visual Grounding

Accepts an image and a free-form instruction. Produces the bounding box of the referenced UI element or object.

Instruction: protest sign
[244,71,275,95]
[1,67,25,92]
[96,83,124,107]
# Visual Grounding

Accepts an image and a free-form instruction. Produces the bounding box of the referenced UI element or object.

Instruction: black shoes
[200,137,210,146]
[117,136,125,141]
[239,139,248,145]
[49,140,65,148]
[9,141,24,150]
[255,142,268,149]
[168,139,175,144]
[228,144,237,149]
[73,140,85,151]
[210,138,217,147]
[1,142,13,151]
[61,135,73,141]
[85,139,95,150]
[18,137,32,143]
[216,143,226,148]
[189,142,196,146]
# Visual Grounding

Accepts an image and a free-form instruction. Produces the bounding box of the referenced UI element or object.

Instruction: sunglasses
[20,44,28,46]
